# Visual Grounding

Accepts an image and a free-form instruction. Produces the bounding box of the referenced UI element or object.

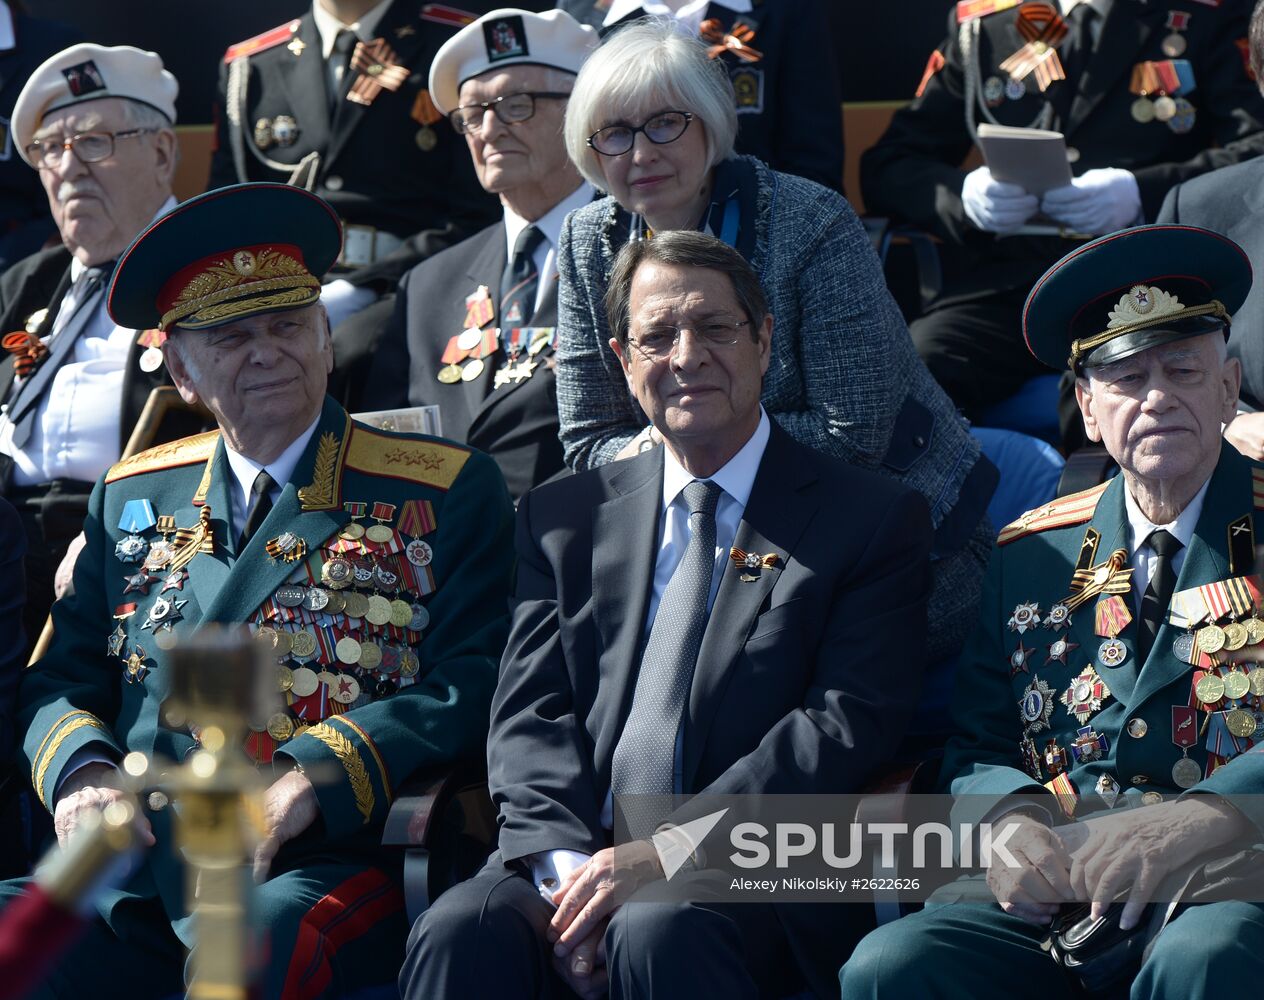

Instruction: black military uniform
[862,0,1264,418]
[557,0,844,192]
[371,220,566,501]
[208,0,502,285]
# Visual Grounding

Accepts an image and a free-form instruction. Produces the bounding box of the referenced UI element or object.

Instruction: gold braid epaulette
[305,721,375,824]
[106,430,220,484]
[343,423,471,492]
[997,480,1110,547]
[31,710,110,808]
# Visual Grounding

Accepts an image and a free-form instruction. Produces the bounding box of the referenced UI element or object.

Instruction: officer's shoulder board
[956,0,1022,22]
[419,3,479,27]
[106,431,220,484]
[1253,467,1264,510]
[997,480,1110,546]
[223,19,301,63]
[343,421,471,492]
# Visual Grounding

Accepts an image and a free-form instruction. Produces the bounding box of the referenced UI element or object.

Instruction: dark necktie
[329,29,357,112]
[612,479,722,836]
[1054,2,1096,120]
[499,225,546,327]
[8,265,107,449]
[1138,528,1182,662]
[238,470,277,550]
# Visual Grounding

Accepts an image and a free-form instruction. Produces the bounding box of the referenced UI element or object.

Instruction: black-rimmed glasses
[587,111,693,157]
[25,128,158,168]
[448,92,571,134]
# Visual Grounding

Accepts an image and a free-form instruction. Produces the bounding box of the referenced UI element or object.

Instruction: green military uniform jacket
[18,396,513,928]
[942,442,1264,831]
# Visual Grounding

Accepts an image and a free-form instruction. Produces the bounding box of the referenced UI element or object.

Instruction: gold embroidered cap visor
[1022,224,1253,374]
[107,182,343,332]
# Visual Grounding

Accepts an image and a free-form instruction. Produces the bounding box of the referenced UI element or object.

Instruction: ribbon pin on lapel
[998,3,1069,92]
[700,19,763,63]
[347,38,410,106]
[2,331,48,379]
[730,547,779,582]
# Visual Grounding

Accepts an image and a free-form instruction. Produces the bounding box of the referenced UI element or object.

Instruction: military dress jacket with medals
[18,395,514,921]
[861,0,1264,303]
[371,218,565,502]
[941,441,1264,835]
[209,0,500,275]
[556,0,844,192]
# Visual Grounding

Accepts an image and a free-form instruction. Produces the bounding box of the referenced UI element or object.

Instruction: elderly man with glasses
[0,43,206,654]
[368,8,598,501]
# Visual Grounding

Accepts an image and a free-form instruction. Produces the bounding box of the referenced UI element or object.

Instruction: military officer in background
[369,8,596,499]
[1,44,206,655]
[4,182,514,997]
[208,0,508,335]
[842,225,1264,998]
[556,0,844,193]
[862,0,1264,422]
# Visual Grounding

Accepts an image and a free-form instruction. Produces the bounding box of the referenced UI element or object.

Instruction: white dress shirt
[602,0,753,36]
[1123,477,1209,609]
[312,0,393,82]
[0,196,177,486]
[502,183,593,317]
[223,414,322,536]
[530,410,771,899]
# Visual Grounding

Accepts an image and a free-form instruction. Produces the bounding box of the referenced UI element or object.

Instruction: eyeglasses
[587,111,693,157]
[628,319,749,360]
[25,128,158,168]
[448,92,571,134]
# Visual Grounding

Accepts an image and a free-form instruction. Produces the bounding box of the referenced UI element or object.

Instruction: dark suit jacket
[488,422,933,992]
[862,0,1264,305]
[1156,156,1264,410]
[0,247,196,471]
[372,220,565,500]
[557,0,844,192]
[208,0,499,287]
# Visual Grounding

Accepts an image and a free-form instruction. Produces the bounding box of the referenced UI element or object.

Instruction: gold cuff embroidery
[331,716,392,803]
[306,721,375,823]
[34,714,108,808]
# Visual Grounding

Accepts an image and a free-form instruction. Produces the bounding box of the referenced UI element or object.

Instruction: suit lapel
[470,284,560,437]
[683,430,817,787]
[1064,2,1163,136]
[456,227,508,415]
[183,443,235,624]
[275,17,332,161]
[9,272,102,426]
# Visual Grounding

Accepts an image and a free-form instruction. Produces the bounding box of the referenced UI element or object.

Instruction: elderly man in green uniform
[6,181,514,998]
[842,224,1264,999]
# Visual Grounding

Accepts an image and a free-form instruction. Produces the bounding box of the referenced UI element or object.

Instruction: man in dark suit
[399,230,933,999]
[2,43,204,652]
[369,8,596,499]
[863,0,1264,420]
[1156,0,1264,462]
[557,0,844,192]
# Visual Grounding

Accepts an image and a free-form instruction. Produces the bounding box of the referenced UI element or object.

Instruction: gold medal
[1171,756,1201,789]
[1131,97,1156,123]
[366,594,393,626]
[322,556,355,588]
[437,363,463,384]
[277,665,294,692]
[1161,32,1186,57]
[1223,668,1251,701]
[1153,95,1177,121]
[1223,622,1249,651]
[399,648,420,677]
[416,125,437,151]
[271,629,295,656]
[1196,672,1226,704]
[336,637,362,665]
[267,712,295,741]
[338,523,366,542]
[324,590,347,615]
[343,592,370,619]
[290,666,319,697]
[365,524,395,544]
[1227,707,1257,738]
[332,672,362,704]
[461,357,485,382]
[389,599,413,628]
[457,328,483,352]
[316,669,340,689]
[358,642,383,670]
[1249,666,1264,696]
[1246,618,1264,644]
[1197,624,1226,654]
[290,630,318,660]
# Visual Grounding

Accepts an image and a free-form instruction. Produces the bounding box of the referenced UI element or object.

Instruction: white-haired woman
[555,19,996,662]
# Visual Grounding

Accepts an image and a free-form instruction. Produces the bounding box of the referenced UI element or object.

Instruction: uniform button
[1127,719,1148,739]
[1141,791,1164,806]
[325,175,344,191]
[147,791,169,811]
[1066,146,1081,163]
[1131,774,1150,786]
[913,434,927,447]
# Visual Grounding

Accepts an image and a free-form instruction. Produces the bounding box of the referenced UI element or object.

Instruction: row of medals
[437,326,550,385]
[1177,615,1264,748]
[249,516,432,748]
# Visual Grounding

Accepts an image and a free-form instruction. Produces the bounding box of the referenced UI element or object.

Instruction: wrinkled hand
[253,769,319,882]
[53,762,154,850]
[1040,168,1142,235]
[985,811,1073,925]
[961,166,1039,234]
[548,841,664,954]
[1059,797,1247,930]
[54,532,87,599]
[550,919,609,1000]
[1225,411,1264,461]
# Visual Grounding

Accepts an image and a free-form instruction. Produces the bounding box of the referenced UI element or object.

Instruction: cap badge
[484,16,528,62]
[61,61,106,98]
[1108,284,1182,328]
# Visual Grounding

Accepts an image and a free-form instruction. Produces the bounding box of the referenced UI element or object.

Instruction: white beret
[429,8,598,115]
[12,43,178,167]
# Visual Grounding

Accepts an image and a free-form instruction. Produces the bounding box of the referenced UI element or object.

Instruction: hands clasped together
[962,166,1143,236]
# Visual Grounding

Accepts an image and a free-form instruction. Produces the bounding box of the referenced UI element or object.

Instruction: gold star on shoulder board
[395,24,416,37]
[288,36,306,56]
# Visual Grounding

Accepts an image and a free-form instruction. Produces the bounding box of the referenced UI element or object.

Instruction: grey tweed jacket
[555,155,990,553]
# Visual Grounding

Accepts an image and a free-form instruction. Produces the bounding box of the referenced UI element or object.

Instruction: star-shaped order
[161,569,188,593]
[1009,639,1033,676]
[1045,636,1080,665]
[123,569,160,596]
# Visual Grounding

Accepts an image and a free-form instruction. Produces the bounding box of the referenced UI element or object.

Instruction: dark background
[28,0,948,125]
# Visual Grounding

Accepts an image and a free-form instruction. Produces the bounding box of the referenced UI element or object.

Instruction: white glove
[319,279,378,329]
[1040,168,1143,235]
[961,166,1039,233]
